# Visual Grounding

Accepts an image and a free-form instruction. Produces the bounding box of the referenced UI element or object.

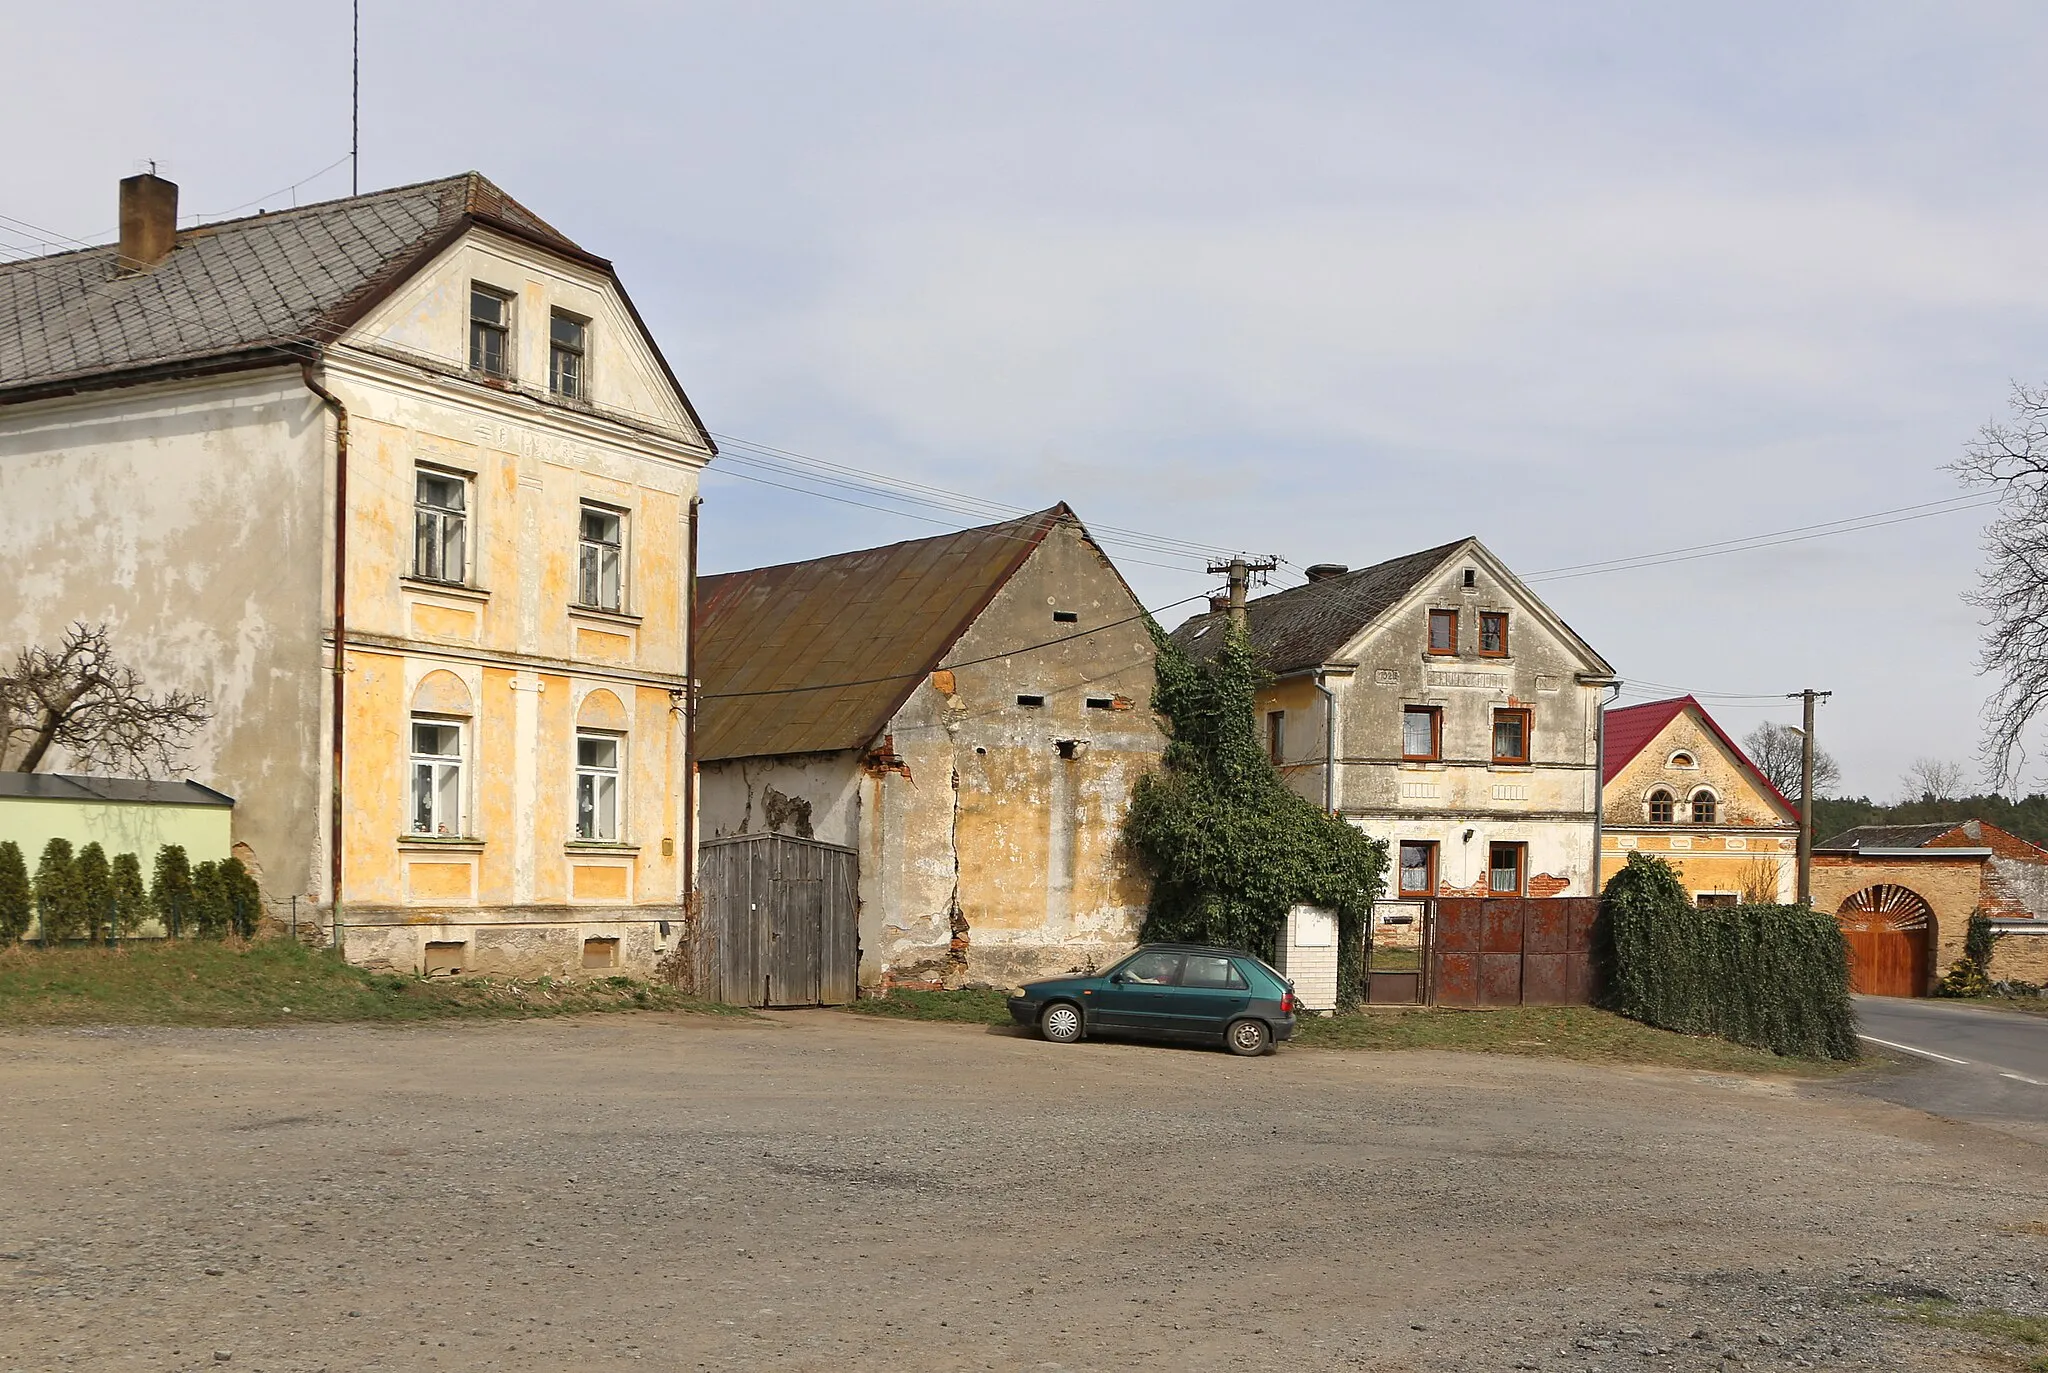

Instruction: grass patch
[0,939,749,1028]
[1294,1005,1866,1075]
[1874,1296,2048,1368]
[844,988,1014,1025]
[1963,994,2048,1019]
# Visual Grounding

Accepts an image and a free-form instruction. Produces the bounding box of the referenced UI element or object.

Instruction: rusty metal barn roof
[695,505,1072,760]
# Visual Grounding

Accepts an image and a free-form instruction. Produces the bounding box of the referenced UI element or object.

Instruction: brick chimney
[117,172,179,272]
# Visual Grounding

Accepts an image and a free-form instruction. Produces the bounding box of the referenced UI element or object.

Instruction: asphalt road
[1848,994,2048,1141]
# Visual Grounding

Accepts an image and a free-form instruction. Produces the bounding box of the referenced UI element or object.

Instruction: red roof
[1602,695,1797,818]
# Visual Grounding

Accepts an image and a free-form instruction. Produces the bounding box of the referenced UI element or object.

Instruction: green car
[1007,943,1297,1056]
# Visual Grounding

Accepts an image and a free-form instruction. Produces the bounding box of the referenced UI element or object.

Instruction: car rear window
[1182,955,1249,990]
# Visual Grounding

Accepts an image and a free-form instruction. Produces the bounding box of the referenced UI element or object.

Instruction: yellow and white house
[0,172,713,975]
[1598,696,1798,904]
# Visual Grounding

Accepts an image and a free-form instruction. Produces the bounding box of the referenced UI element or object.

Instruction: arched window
[1647,789,1675,824]
[1668,751,1696,769]
[1690,789,1717,825]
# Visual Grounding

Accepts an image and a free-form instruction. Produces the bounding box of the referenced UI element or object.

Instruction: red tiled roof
[1602,695,1796,817]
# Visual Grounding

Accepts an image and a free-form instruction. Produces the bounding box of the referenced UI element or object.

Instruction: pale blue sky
[8,2,2048,798]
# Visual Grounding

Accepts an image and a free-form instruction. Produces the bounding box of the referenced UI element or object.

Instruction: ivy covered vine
[1124,620,1388,1006]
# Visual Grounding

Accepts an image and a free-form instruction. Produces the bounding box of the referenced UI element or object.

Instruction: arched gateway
[1834,885,1933,997]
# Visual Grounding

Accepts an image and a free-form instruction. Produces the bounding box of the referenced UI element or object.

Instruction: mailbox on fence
[1274,904,1338,1013]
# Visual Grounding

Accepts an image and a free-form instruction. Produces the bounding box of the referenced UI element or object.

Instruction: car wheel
[1225,1018,1270,1057]
[1039,1002,1084,1044]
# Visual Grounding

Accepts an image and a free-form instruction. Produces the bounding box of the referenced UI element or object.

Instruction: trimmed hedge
[1601,852,1858,1061]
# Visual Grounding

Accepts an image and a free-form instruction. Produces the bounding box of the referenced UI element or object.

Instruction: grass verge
[1873,1296,2048,1370]
[845,988,1861,1075]
[0,939,749,1028]
[844,988,1014,1025]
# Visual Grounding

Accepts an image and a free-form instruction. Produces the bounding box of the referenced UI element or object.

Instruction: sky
[6,1,2047,800]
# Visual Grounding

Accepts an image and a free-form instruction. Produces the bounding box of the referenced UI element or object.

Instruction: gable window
[409,718,465,836]
[1488,842,1525,895]
[469,285,513,377]
[1491,708,1531,765]
[575,733,622,841]
[577,505,625,610]
[412,469,468,583]
[1427,609,1458,655]
[1267,711,1286,763]
[1478,611,1509,657]
[1647,789,1675,824]
[549,311,588,399]
[1398,840,1438,897]
[1669,751,1697,769]
[1690,789,1718,825]
[1401,705,1441,762]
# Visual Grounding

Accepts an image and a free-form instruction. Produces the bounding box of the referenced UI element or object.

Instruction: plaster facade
[1240,543,1612,939]
[1,217,710,977]
[1600,705,1799,905]
[697,519,1165,989]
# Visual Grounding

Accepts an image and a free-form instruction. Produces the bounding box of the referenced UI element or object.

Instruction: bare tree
[1955,380,2048,784]
[1899,757,1970,803]
[0,624,211,778]
[1742,721,1840,800]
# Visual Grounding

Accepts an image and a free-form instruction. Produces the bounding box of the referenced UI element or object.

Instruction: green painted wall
[0,796,233,873]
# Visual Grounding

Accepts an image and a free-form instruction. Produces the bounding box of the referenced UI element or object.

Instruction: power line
[701,592,1206,701]
[1524,494,2000,583]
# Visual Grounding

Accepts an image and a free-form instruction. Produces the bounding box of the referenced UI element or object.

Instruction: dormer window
[550,311,588,399]
[469,285,513,378]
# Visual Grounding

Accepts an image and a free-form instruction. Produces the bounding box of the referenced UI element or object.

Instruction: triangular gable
[1604,696,1797,821]
[1338,538,1615,680]
[696,506,1084,760]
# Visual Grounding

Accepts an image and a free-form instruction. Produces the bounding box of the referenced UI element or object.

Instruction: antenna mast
[351,0,360,194]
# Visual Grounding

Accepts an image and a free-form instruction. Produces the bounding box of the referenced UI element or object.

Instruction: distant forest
[1813,794,2048,849]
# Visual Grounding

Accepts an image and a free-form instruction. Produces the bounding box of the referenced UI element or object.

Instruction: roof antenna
[351,0,360,195]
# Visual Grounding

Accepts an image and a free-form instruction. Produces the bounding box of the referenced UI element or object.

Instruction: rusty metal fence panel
[698,833,858,1007]
[1428,897,1599,1009]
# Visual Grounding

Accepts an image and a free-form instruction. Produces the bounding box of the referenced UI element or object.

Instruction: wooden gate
[1428,897,1599,1008]
[697,833,858,1008]
[1835,885,1931,998]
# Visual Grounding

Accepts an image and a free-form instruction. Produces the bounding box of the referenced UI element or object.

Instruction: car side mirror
[1109,972,1128,985]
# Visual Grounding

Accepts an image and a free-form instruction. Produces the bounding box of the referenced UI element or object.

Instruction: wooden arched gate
[1834,884,1932,997]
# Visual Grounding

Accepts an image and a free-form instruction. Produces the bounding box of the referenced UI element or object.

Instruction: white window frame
[575,731,624,842]
[549,310,590,400]
[412,467,470,584]
[577,503,627,611]
[409,715,466,837]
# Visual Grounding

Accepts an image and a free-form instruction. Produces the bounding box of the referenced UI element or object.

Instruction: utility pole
[1789,688,1833,906]
[1207,555,1279,633]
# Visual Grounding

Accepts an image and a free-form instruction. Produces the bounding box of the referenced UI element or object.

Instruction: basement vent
[1016,694,1046,708]
[1085,697,1114,710]
[1055,739,1082,760]
[582,937,620,970]
[1052,610,1078,623]
[423,941,466,975]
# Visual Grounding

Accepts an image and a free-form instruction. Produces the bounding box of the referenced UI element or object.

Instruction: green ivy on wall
[1124,620,1387,1006]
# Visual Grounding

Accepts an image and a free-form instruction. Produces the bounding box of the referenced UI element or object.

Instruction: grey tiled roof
[1815,823,1961,852]
[0,773,233,805]
[1169,540,1467,675]
[0,173,590,399]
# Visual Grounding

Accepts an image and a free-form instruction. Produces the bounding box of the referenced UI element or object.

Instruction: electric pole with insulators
[1207,555,1279,634]
[1789,688,1832,906]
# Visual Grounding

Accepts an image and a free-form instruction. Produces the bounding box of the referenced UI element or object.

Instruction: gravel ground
[1,1011,2045,1372]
